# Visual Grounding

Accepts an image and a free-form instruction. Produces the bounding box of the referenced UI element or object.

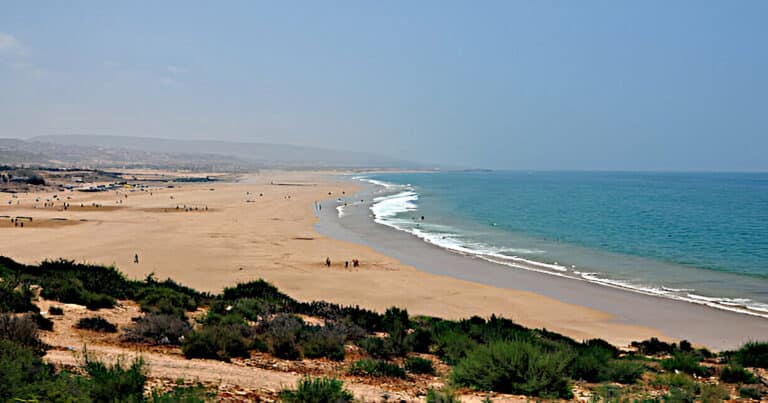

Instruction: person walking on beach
[325,257,331,267]
[134,253,139,264]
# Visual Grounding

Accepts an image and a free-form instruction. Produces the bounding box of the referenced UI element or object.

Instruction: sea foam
[355,176,768,319]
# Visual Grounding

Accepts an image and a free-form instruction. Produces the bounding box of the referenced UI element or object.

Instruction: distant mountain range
[0,135,423,171]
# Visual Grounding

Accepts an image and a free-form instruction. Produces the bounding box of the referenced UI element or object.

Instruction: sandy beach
[1,170,765,350]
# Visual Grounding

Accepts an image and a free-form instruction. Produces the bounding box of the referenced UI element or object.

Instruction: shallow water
[358,171,768,316]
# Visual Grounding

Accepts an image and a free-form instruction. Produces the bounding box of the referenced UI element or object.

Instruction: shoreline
[315,175,768,350]
[0,169,764,351]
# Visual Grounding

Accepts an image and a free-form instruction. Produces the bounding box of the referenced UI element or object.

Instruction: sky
[1,1,766,171]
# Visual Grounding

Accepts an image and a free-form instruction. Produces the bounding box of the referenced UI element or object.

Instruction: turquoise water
[360,171,768,316]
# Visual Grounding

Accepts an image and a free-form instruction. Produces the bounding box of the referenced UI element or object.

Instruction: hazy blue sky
[1,1,766,170]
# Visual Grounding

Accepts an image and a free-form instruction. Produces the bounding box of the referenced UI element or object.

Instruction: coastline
[0,169,764,351]
[315,174,768,351]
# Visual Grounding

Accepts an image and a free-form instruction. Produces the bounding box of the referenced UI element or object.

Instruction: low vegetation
[1,256,767,401]
[76,316,118,333]
[348,359,406,379]
[404,356,435,374]
[279,377,354,403]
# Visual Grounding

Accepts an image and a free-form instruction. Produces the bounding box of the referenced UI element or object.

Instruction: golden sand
[0,170,664,346]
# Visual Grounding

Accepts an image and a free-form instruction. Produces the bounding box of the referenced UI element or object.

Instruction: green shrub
[42,277,116,310]
[730,341,768,369]
[122,314,190,345]
[348,359,406,378]
[653,372,695,388]
[382,307,410,333]
[425,387,460,403]
[36,259,136,302]
[84,354,146,402]
[279,377,354,403]
[433,329,477,365]
[451,339,573,398]
[300,326,345,361]
[0,313,46,355]
[739,385,761,400]
[604,360,645,384]
[294,301,383,332]
[76,316,117,333]
[597,384,624,401]
[699,383,729,402]
[358,336,391,359]
[48,306,64,315]
[213,298,270,322]
[0,283,36,312]
[571,345,643,384]
[0,339,91,401]
[135,286,196,319]
[149,383,211,403]
[408,326,433,353]
[404,356,435,374]
[262,314,303,360]
[182,324,250,361]
[221,279,293,307]
[631,337,677,356]
[662,352,708,376]
[720,363,758,384]
[570,344,614,382]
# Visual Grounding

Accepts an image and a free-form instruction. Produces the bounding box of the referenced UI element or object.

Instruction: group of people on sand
[324,257,359,268]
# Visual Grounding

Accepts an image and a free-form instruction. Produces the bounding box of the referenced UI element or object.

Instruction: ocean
[353,171,768,317]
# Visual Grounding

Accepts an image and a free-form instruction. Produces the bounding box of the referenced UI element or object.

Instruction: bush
[0,313,45,355]
[42,277,116,310]
[348,359,406,378]
[426,388,460,403]
[662,352,708,376]
[135,287,196,319]
[76,316,117,333]
[300,326,345,361]
[182,324,250,361]
[408,326,433,353]
[279,377,354,403]
[48,306,64,316]
[84,354,146,403]
[730,341,768,369]
[720,364,758,384]
[295,301,383,332]
[149,383,211,403]
[404,356,435,374]
[211,298,269,322]
[261,314,303,360]
[358,336,391,359]
[0,339,88,401]
[221,279,293,307]
[570,345,614,382]
[451,339,573,398]
[604,360,645,384]
[0,283,37,313]
[326,320,367,342]
[382,307,409,333]
[122,314,190,345]
[596,384,624,401]
[631,337,677,356]
[739,385,761,400]
[699,383,729,402]
[433,330,477,365]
